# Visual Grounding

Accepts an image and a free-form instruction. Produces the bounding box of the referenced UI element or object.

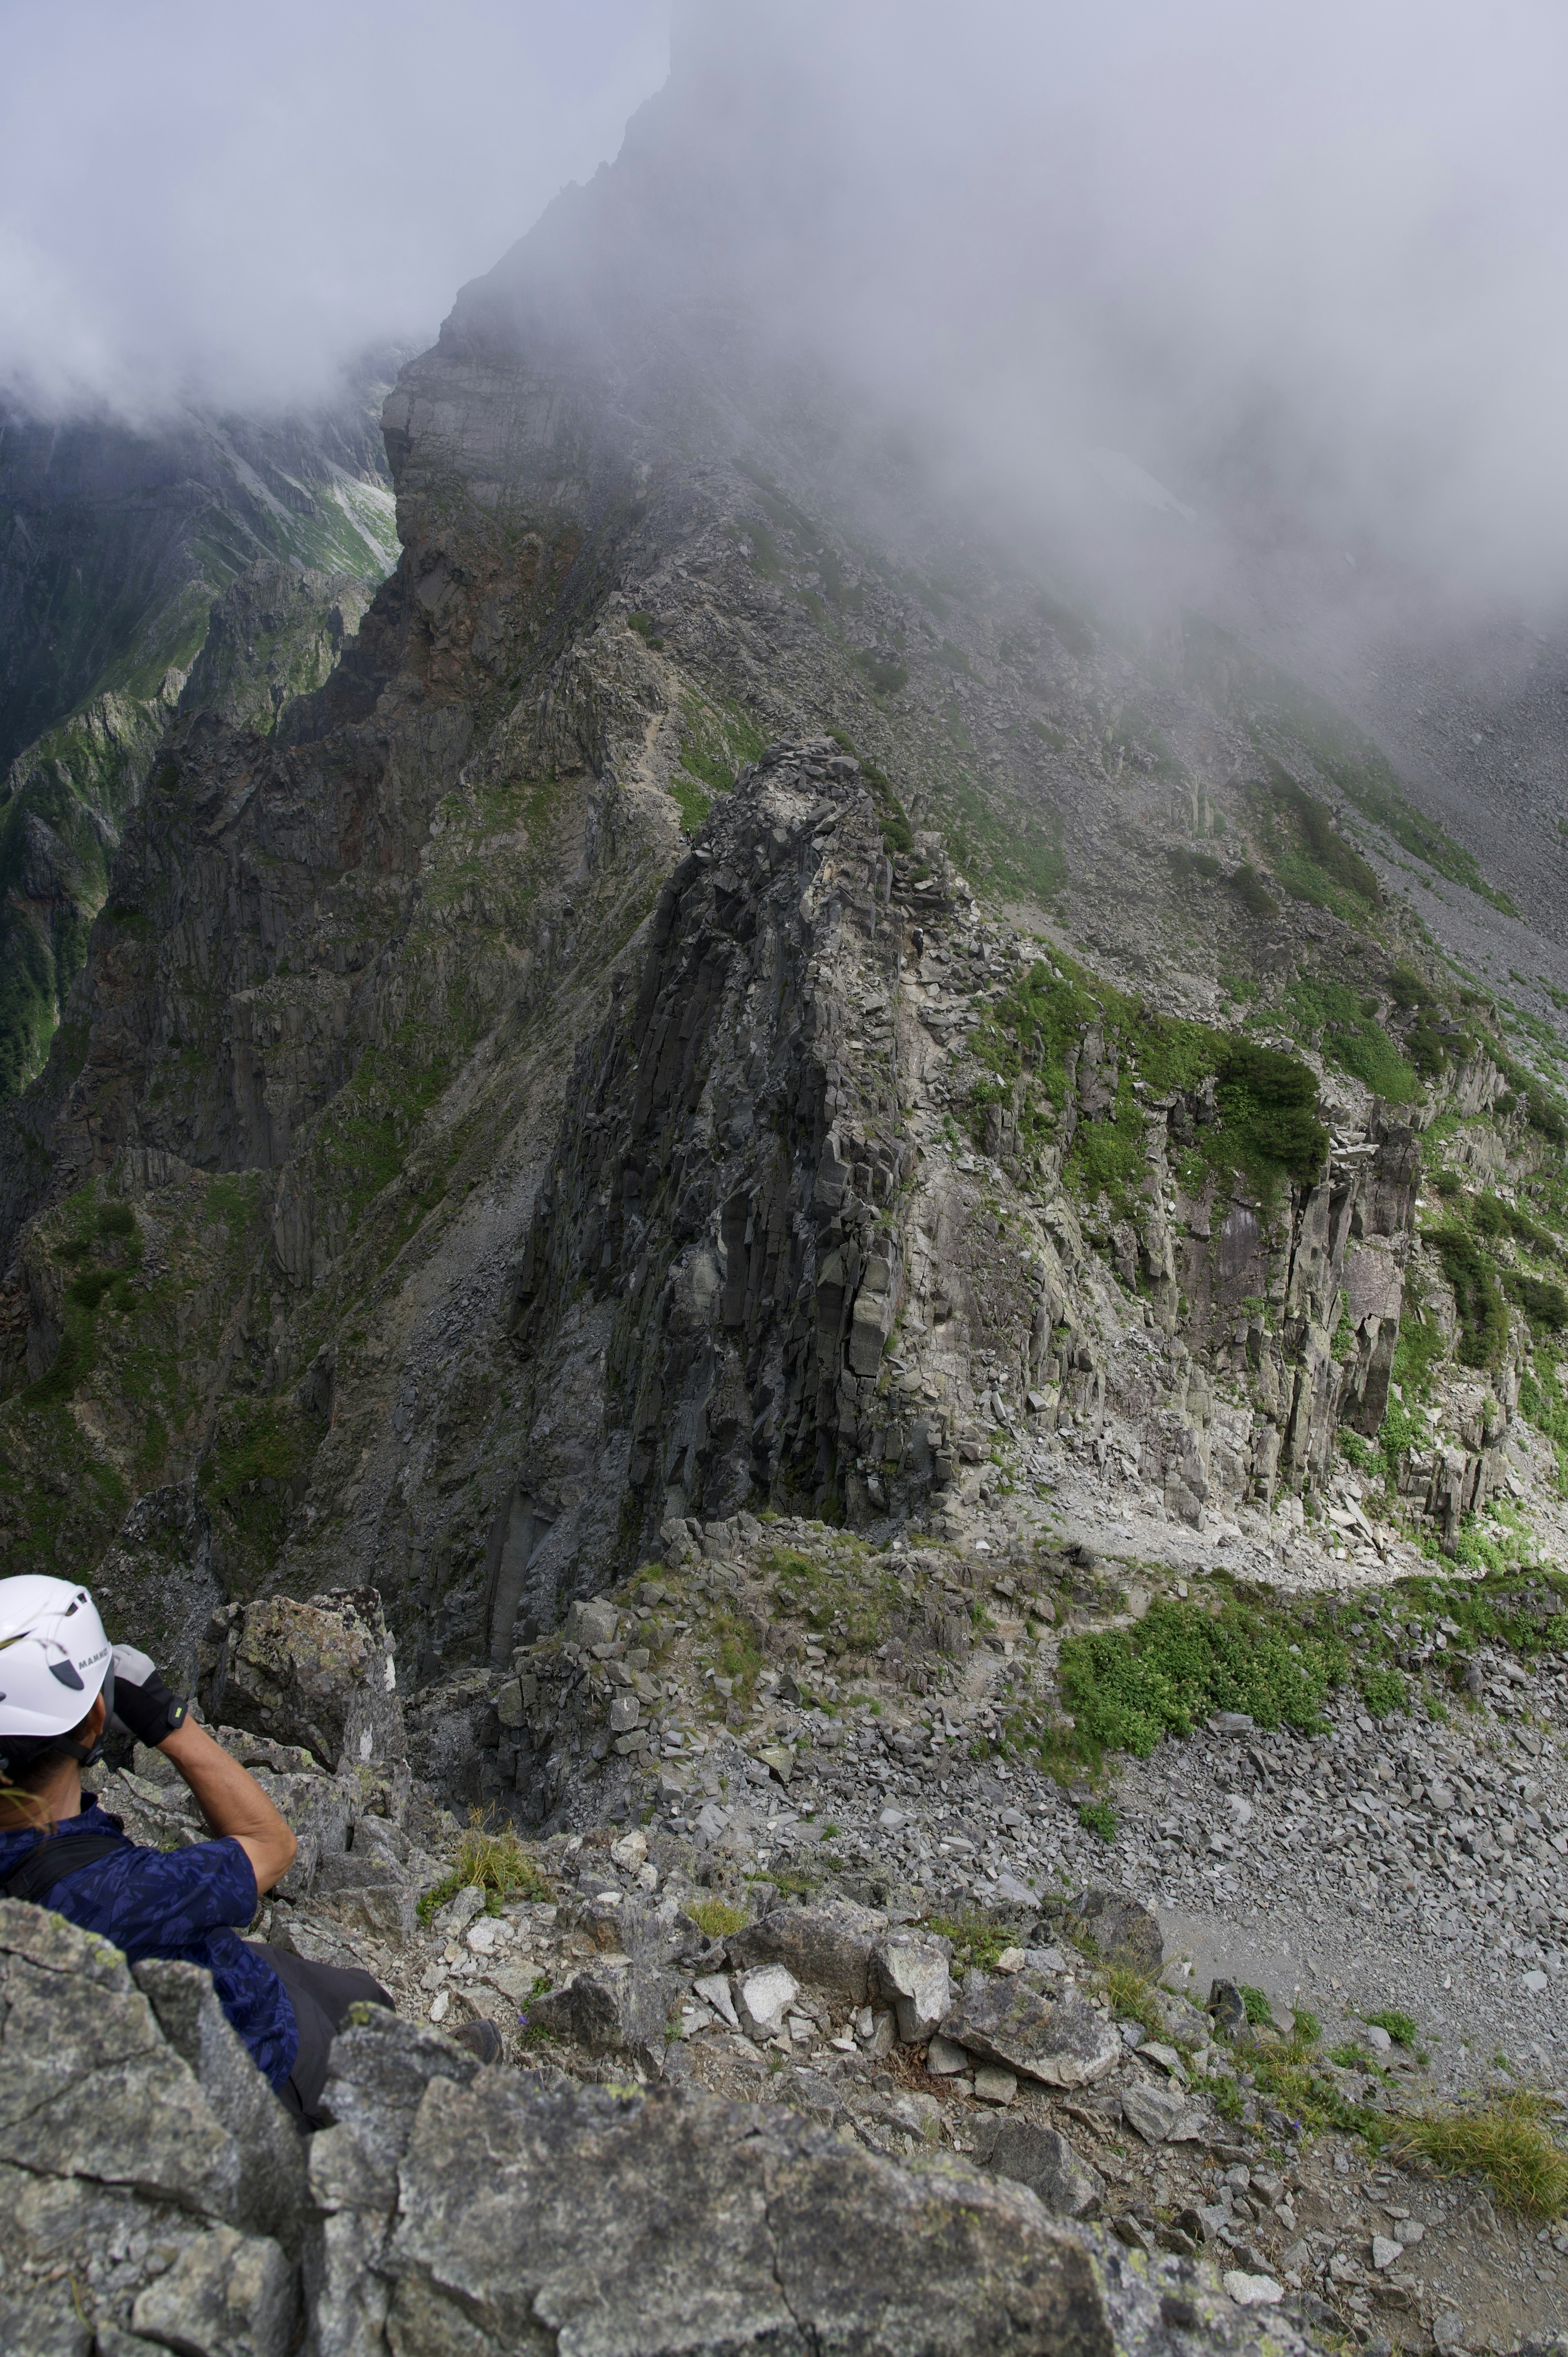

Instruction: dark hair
[0,1711,98,1795]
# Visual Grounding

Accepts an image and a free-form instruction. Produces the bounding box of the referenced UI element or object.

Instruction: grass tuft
[1102,1962,1163,2036]
[1393,2093,1568,2220]
[921,1908,1016,1973]
[688,1898,748,1941]
[417,1814,553,1924]
[1365,2008,1419,2049]
[1078,1799,1118,1842]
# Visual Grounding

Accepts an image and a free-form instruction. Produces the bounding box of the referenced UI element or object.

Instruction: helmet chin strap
[57,1669,114,1773]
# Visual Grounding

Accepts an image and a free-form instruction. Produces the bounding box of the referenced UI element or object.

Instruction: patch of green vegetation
[1394,2092,1568,2221]
[921,1909,1016,1973]
[1359,1664,1409,1718]
[1282,975,1419,1102]
[705,1606,764,1704]
[1227,864,1279,918]
[668,774,710,832]
[1520,1359,1568,1493]
[968,954,1325,1211]
[1167,847,1222,884]
[1238,1983,1276,2027]
[1078,1799,1118,1842]
[857,651,909,697]
[1032,1576,1482,1774]
[688,1897,748,1940]
[1100,1963,1163,2034]
[677,690,767,800]
[1250,763,1382,914]
[1052,1594,1347,1766]
[417,1816,554,1923]
[1365,2009,1419,2048]
[1182,616,1516,912]
[627,611,665,650]
[764,1545,911,1657]
[198,1391,323,1579]
[1426,1225,1510,1369]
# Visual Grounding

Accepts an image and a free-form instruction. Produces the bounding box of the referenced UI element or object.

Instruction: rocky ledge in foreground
[0,1901,1322,2357]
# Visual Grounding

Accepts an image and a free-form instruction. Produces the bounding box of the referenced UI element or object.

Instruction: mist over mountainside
[4,15,1568,2349]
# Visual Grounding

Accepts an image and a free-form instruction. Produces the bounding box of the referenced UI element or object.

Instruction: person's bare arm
[159,1717,297,1893]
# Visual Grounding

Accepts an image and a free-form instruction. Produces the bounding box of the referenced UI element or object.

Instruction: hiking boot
[450,2018,503,2065]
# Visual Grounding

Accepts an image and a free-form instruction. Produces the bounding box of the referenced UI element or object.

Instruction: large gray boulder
[0,1901,241,2215]
[310,2014,1323,2357]
[942,1981,1123,2089]
[1062,1888,1164,1977]
[197,1587,405,1773]
[133,1956,310,2248]
[526,1960,683,2058]
[0,1926,1323,2357]
[969,2113,1106,2219]
[725,1900,887,2007]
[0,1903,298,2355]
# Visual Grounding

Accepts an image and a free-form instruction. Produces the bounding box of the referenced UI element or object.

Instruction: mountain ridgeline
[0,115,1564,1723]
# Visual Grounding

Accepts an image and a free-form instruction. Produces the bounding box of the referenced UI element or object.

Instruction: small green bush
[689,1898,748,1940]
[418,1817,553,1924]
[1078,1800,1118,1842]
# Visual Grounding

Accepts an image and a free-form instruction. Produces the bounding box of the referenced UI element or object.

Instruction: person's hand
[109,1645,188,1746]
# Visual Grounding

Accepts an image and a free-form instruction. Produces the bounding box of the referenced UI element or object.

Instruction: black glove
[110,1645,188,1746]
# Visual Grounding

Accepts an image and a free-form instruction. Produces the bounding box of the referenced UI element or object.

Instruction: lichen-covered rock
[527,1958,683,2057]
[310,2020,1322,2357]
[1061,1888,1164,1977]
[0,1900,241,2217]
[969,2113,1106,2219]
[130,2219,295,2357]
[133,1957,310,2250]
[942,1981,1123,2089]
[198,1588,404,1773]
[726,1900,886,2007]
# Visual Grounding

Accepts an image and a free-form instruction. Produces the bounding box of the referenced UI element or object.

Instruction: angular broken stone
[528,1964,681,2057]
[693,1973,739,2029]
[968,2115,1104,2219]
[1223,2271,1283,2308]
[1120,2082,1198,2143]
[727,1903,886,2009]
[926,2033,971,2076]
[200,1587,405,1771]
[1064,1889,1163,1976]
[942,1983,1120,2089]
[131,2221,295,2357]
[736,1963,800,2040]
[869,1933,951,2044]
[973,2065,1017,2106]
[384,2072,1214,2357]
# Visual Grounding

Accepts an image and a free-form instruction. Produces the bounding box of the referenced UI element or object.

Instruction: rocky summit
[5,25,1568,2357]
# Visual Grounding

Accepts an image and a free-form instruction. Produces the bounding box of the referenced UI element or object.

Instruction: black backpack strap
[3,1833,125,1904]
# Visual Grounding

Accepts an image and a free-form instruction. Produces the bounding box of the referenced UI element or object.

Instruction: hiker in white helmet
[0,1574,408,2127]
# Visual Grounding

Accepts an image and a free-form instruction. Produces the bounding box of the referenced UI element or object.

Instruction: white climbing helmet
[0,1575,113,1738]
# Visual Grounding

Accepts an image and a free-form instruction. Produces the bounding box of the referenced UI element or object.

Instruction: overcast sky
[0,0,667,416]
[4,0,1566,609]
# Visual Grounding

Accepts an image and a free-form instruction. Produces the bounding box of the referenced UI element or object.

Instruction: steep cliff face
[0,379,402,1098]
[1,73,1565,1690]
